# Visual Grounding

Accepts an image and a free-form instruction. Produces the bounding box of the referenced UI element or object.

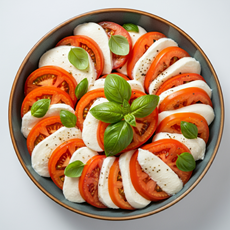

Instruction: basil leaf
[108,35,129,56]
[75,78,88,100]
[123,23,139,32]
[124,114,136,127]
[90,102,124,123]
[31,99,50,118]
[68,47,89,70]
[60,110,77,128]
[64,160,86,177]
[122,99,131,115]
[104,74,131,104]
[104,120,133,156]
[130,95,159,118]
[181,121,198,139]
[176,152,196,172]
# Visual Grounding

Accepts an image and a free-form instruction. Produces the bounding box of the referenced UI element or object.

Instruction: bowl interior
[9,8,224,220]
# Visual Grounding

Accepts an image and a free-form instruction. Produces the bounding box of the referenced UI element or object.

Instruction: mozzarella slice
[32,127,82,177]
[133,38,178,86]
[158,80,212,108]
[82,97,108,151]
[152,132,206,161]
[149,57,201,95]
[21,104,74,138]
[119,150,151,209]
[98,156,119,209]
[137,148,183,195]
[73,22,112,75]
[88,78,105,91]
[63,147,98,203]
[158,104,215,126]
[39,46,96,87]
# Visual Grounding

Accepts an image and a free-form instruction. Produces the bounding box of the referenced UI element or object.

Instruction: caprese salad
[20,20,215,210]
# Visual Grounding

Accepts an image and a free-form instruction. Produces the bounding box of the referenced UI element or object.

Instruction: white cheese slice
[82,97,108,152]
[149,57,201,95]
[31,127,82,177]
[152,132,206,161]
[119,150,151,208]
[39,46,96,87]
[63,147,98,203]
[21,104,74,138]
[73,22,112,75]
[137,148,183,195]
[133,38,178,86]
[98,156,119,209]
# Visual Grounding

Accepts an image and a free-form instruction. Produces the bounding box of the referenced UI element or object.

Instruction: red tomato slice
[75,89,105,131]
[27,116,63,155]
[156,112,209,143]
[101,72,130,81]
[21,86,74,118]
[144,47,190,93]
[108,158,134,210]
[79,155,107,208]
[24,66,77,105]
[56,35,104,79]
[158,87,213,113]
[156,73,206,96]
[129,139,192,201]
[48,138,85,189]
[98,21,132,69]
[97,90,158,154]
[126,32,166,79]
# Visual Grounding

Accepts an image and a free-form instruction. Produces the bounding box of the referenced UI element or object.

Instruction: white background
[1,0,229,229]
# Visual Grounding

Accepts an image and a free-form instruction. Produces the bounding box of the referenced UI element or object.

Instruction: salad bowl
[9,8,224,220]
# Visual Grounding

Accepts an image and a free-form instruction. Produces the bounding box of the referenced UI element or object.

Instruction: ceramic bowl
[9,8,224,220]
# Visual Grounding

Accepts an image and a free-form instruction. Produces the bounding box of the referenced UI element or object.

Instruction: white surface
[1,0,229,229]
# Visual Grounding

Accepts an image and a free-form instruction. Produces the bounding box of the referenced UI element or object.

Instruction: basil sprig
[64,160,86,177]
[75,78,88,100]
[31,99,50,118]
[181,121,198,139]
[68,47,89,70]
[122,23,139,32]
[176,152,196,172]
[124,114,136,127]
[60,110,77,128]
[108,35,129,56]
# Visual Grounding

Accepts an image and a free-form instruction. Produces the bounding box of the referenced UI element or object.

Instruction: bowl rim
[8,8,224,220]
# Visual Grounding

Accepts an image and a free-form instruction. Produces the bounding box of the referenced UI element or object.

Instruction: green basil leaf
[104,74,131,104]
[90,102,124,123]
[108,35,130,56]
[181,121,198,139]
[122,99,131,115]
[176,152,196,172]
[60,110,77,128]
[75,78,88,100]
[130,95,159,118]
[122,23,139,32]
[68,47,89,70]
[64,160,86,177]
[124,114,136,127]
[31,99,50,118]
[104,120,133,156]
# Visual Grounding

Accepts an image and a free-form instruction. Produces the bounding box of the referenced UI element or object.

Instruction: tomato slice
[144,47,190,93]
[156,73,206,96]
[97,90,158,153]
[127,32,166,79]
[24,66,77,105]
[129,139,192,201]
[156,112,209,143]
[75,88,105,130]
[79,155,107,208]
[56,35,104,79]
[108,158,134,210]
[48,138,85,189]
[158,87,213,113]
[21,86,74,118]
[101,72,130,81]
[27,116,63,155]
[98,21,132,69]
